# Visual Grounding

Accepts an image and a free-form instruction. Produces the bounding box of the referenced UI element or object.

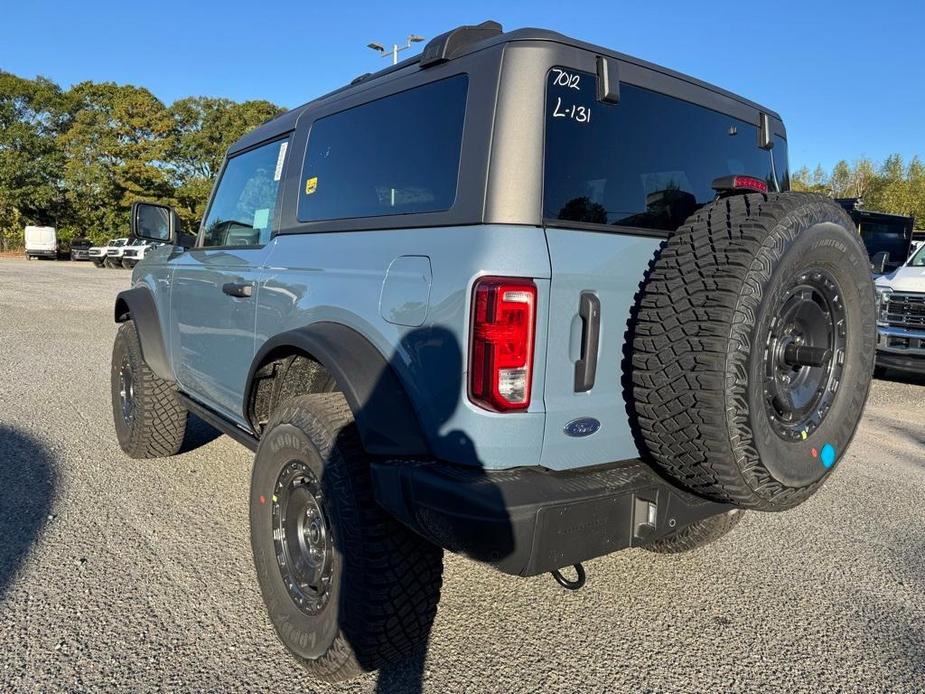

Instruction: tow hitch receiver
[551,563,586,590]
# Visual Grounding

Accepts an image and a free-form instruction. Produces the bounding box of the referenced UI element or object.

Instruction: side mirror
[871,250,889,274]
[131,202,189,247]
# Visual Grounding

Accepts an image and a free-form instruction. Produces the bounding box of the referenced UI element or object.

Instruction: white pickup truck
[120,239,162,269]
[88,238,128,268]
[874,243,925,375]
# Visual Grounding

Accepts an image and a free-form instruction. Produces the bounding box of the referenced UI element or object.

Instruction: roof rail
[420,20,503,68]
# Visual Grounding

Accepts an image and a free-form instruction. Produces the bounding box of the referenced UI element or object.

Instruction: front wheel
[111,320,188,457]
[250,393,443,683]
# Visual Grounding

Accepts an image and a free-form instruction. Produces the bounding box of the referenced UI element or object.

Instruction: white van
[24,226,58,260]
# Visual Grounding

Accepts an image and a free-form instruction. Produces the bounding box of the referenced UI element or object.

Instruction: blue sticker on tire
[820,443,836,469]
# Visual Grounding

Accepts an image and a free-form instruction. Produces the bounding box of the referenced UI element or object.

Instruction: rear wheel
[631,192,876,511]
[111,320,188,457]
[250,393,443,683]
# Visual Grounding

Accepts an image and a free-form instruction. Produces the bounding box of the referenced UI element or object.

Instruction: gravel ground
[1,259,923,693]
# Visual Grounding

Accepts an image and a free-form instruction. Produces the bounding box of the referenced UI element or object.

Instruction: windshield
[909,244,925,266]
[112,239,126,247]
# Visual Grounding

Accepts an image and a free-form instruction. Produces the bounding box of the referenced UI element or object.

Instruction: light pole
[367,34,425,65]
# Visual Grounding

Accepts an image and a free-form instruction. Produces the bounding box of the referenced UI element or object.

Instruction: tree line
[0,71,283,249]
[791,155,925,224]
[2,69,923,250]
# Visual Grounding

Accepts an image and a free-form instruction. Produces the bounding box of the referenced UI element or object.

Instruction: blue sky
[2,0,923,171]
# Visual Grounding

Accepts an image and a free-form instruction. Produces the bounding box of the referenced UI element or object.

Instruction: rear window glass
[543,67,775,232]
[298,75,468,222]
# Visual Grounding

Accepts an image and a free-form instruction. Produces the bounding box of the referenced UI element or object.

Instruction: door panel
[170,246,273,422]
[168,137,290,423]
[540,227,661,470]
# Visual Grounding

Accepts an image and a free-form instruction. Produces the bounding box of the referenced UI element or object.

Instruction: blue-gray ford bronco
[111,22,876,682]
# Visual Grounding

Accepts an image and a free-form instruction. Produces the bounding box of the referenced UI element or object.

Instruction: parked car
[24,225,59,260]
[88,239,115,267]
[121,240,162,269]
[111,22,876,683]
[874,241,925,375]
[70,236,93,261]
[103,238,131,268]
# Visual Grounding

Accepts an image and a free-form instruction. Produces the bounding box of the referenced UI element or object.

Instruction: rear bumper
[27,249,56,258]
[371,458,731,576]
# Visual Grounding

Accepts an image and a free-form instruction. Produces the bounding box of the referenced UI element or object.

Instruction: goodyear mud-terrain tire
[631,192,876,511]
[645,510,745,554]
[250,393,443,683]
[111,320,188,458]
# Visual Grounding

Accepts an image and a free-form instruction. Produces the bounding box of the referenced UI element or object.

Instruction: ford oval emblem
[564,417,601,438]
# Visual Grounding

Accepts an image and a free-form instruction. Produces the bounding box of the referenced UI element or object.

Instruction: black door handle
[574,292,600,392]
[222,281,254,298]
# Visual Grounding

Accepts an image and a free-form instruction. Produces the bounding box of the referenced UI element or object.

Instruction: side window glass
[298,75,468,222]
[200,139,288,248]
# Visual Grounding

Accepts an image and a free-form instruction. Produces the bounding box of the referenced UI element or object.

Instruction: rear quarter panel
[257,225,551,470]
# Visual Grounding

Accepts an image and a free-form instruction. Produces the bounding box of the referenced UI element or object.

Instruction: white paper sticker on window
[253,208,270,229]
[273,142,288,182]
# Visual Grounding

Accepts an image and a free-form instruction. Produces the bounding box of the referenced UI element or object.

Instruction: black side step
[178,393,259,452]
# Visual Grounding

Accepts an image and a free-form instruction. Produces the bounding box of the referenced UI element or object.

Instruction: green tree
[169,97,283,226]
[0,72,70,248]
[59,81,174,242]
[830,160,852,198]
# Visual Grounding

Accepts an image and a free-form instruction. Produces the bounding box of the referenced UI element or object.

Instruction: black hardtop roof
[230,23,782,155]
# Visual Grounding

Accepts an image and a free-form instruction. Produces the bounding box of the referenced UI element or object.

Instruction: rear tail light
[469,277,537,412]
[711,175,769,194]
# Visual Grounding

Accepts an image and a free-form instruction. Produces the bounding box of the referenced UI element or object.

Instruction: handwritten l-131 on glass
[551,97,592,123]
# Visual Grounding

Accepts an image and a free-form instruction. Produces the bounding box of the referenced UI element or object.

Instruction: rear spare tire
[631,192,875,511]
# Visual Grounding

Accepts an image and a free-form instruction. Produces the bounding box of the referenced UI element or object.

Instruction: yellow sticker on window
[305,176,318,195]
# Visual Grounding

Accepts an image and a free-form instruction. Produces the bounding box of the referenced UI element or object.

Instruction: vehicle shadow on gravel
[332,325,514,694]
[180,413,222,452]
[0,426,57,602]
[873,369,925,387]
[841,530,925,682]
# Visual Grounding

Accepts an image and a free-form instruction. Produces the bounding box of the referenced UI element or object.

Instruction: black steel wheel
[250,393,443,683]
[118,354,135,426]
[272,460,334,615]
[762,269,847,441]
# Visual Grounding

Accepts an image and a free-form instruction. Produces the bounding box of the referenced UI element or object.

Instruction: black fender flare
[114,287,174,382]
[245,323,430,457]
